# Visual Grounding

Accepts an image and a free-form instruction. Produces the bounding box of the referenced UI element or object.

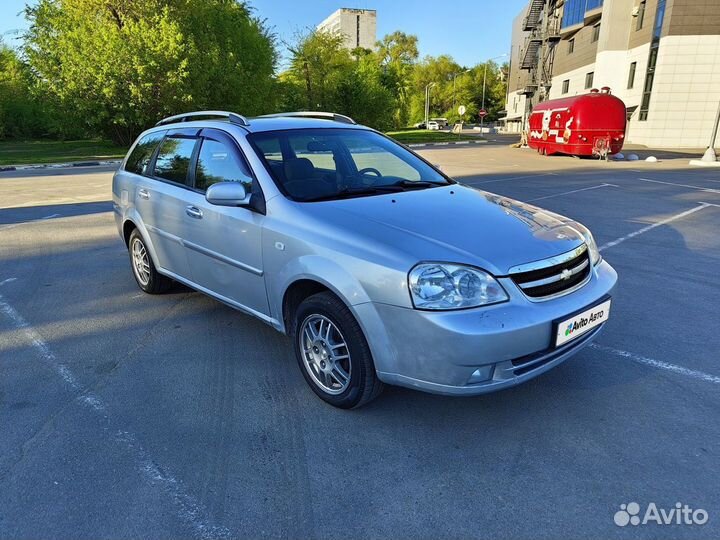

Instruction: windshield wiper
[302,185,404,202]
[301,180,447,202]
[389,180,446,189]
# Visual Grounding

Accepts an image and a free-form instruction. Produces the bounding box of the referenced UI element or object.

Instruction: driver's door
[181,129,270,318]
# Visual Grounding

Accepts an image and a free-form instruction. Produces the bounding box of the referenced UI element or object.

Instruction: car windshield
[249,128,451,201]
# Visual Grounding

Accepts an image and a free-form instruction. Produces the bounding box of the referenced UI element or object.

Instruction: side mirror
[205,182,251,207]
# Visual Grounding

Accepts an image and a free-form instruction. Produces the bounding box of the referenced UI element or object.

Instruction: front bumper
[354,260,617,396]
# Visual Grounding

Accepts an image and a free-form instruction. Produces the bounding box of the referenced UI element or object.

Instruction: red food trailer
[527,87,627,159]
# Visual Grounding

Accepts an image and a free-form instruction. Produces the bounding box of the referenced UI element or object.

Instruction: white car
[427,121,440,130]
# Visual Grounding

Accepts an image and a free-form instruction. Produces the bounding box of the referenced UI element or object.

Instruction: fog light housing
[468,365,494,384]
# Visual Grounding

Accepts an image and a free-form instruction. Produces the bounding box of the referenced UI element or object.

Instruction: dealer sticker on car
[556,298,611,347]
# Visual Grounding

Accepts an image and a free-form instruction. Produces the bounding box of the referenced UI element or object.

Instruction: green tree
[24,0,277,145]
[286,31,354,111]
[0,41,48,139]
[282,30,395,130]
[407,56,508,125]
[376,31,418,127]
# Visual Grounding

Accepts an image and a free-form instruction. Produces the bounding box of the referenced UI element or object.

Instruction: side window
[195,139,254,192]
[153,137,197,185]
[125,131,165,175]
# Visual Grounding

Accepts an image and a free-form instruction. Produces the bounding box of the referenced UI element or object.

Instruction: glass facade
[561,0,604,29]
[639,0,667,120]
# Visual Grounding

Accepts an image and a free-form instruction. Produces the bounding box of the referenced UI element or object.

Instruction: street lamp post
[424,82,436,129]
[480,53,508,133]
[701,99,720,162]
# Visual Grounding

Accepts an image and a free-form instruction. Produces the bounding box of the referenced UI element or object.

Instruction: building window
[591,23,601,42]
[568,38,575,54]
[585,72,594,89]
[636,1,646,31]
[627,62,637,89]
[639,0,666,120]
[356,15,360,48]
[562,79,570,94]
[561,0,604,29]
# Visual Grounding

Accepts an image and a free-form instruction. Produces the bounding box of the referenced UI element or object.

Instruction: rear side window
[125,131,165,175]
[195,139,254,192]
[153,137,197,185]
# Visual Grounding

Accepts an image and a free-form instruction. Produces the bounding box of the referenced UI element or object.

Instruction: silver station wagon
[113,111,617,408]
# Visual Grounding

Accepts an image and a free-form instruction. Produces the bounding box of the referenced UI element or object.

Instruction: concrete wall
[626,34,720,147]
[666,0,720,36]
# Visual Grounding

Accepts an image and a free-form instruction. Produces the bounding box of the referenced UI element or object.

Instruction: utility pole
[480,54,508,133]
[424,82,435,129]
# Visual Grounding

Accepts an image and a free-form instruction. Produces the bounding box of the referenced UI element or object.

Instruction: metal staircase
[523,0,545,30]
[520,37,542,69]
[518,0,561,109]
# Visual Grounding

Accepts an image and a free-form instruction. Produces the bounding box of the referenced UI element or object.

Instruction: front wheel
[293,292,383,408]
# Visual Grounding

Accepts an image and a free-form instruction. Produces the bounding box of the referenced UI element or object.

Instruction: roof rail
[156,110,249,127]
[258,111,356,125]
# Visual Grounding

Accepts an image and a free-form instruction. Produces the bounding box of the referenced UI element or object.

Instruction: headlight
[408,263,508,310]
[571,222,602,265]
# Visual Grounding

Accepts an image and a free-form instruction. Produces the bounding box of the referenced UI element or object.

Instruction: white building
[317,8,377,51]
[505,0,720,149]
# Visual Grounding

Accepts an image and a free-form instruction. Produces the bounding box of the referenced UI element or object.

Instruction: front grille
[510,244,591,299]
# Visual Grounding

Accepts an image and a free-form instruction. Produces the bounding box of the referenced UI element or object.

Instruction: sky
[0,0,528,68]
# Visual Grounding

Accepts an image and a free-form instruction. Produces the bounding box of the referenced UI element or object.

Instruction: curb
[407,140,488,148]
[689,159,720,167]
[0,159,122,172]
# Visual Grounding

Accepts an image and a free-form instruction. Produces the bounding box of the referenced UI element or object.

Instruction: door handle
[185,206,203,219]
[138,188,150,200]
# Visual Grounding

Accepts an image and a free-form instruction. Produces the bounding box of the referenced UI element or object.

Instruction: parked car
[113,110,617,408]
[426,120,440,130]
[430,117,449,128]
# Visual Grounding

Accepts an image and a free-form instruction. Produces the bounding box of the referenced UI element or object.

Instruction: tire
[128,228,172,294]
[292,291,383,408]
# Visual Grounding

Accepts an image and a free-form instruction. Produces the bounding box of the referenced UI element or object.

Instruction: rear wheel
[128,229,172,294]
[293,292,383,408]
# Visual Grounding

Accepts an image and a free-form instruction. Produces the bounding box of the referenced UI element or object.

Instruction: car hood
[301,184,587,276]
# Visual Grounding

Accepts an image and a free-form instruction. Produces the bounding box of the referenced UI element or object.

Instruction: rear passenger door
[139,128,199,280]
[182,129,270,318]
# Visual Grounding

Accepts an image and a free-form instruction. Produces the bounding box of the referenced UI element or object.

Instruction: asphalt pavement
[1,144,719,539]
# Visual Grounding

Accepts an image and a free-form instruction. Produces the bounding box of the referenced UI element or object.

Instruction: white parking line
[639,177,720,194]
[0,295,81,390]
[598,203,710,252]
[0,293,231,539]
[526,183,618,202]
[472,172,558,185]
[0,213,62,231]
[590,343,720,385]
